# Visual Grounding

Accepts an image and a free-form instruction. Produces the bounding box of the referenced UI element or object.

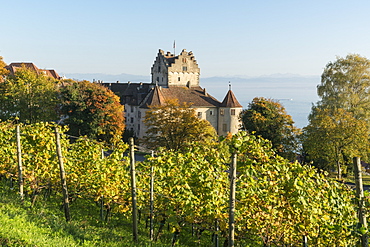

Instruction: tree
[143,99,217,151]
[317,54,370,121]
[0,66,59,123]
[240,97,300,160]
[301,107,369,179]
[0,56,8,81]
[303,54,370,177]
[59,80,124,144]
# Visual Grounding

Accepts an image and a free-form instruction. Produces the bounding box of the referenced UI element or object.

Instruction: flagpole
[173,40,176,55]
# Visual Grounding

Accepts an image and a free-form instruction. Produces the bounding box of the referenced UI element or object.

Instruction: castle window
[138,111,141,118]
[182,66,187,71]
[158,66,161,72]
[138,124,140,131]
[223,124,227,132]
[178,77,181,81]
[210,110,213,116]
[220,109,224,115]
[231,109,236,115]
[197,112,202,118]
[182,58,187,63]
[130,117,134,123]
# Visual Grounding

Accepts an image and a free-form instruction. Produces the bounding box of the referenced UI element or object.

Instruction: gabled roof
[164,55,177,67]
[6,62,39,74]
[103,82,152,105]
[6,62,61,79]
[140,86,221,109]
[42,69,60,79]
[220,90,242,108]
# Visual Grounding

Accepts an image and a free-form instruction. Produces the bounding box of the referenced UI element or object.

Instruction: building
[5,62,62,80]
[103,49,243,139]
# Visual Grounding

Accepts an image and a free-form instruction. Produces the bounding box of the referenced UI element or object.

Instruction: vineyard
[0,120,365,246]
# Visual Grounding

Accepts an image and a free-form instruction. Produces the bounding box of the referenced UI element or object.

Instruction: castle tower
[151,49,200,88]
[218,87,243,135]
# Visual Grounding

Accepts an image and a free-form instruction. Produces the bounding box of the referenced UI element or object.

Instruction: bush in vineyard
[0,120,17,178]
[0,121,68,203]
[139,141,230,240]
[0,121,132,217]
[66,138,131,215]
[140,132,358,246]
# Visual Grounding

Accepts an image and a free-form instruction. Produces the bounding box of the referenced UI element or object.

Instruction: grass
[328,170,370,187]
[0,180,219,247]
[344,174,370,187]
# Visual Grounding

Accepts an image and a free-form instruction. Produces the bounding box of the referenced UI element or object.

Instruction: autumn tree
[143,99,217,151]
[317,54,370,122]
[0,56,8,81]
[302,54,370,177]
[240,97,300,160]
[59,80,124,144]
[301,107,369,179]
[0,66,59,123]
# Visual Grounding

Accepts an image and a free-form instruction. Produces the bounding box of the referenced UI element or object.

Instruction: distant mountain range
[63,73,150,83]
[64,72,319,84]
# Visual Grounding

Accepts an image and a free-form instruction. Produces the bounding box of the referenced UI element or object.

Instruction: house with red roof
[5,62,62,80]
[103,49,242,139]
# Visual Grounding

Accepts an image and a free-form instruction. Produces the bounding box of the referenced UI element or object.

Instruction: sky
[1,0,370,78]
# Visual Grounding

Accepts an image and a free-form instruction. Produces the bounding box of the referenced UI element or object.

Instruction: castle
[103,49,242,139]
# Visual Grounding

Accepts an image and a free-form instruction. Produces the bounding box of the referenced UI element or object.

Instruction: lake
[201,75,321,129]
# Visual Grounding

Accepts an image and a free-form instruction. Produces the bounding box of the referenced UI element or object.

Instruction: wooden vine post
[229,152,237,247]
[16,124,24,202]
[353,157,368,247]
[150,150,154,241]
[100,148,105,222]
[55,127,71,222]
[129,137,138,242]
[214,219,219,247]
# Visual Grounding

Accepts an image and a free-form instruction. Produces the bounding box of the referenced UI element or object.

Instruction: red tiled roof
[140,86,221,108]
[6,62,61,79]
[6,62,39,74]
[220,90,242,107]
[141,86,166,107]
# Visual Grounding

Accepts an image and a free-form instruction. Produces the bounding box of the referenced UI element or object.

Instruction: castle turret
[218,87,243,135]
